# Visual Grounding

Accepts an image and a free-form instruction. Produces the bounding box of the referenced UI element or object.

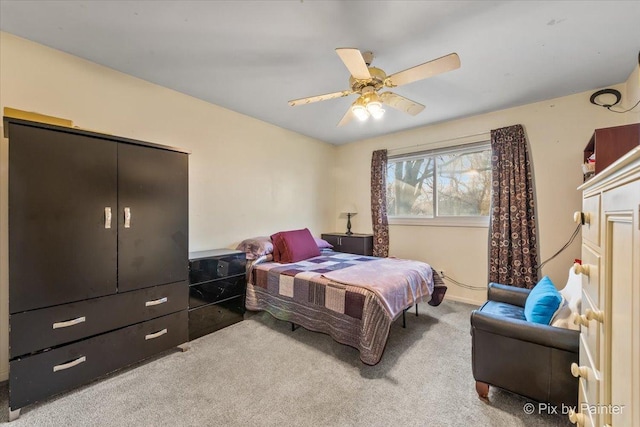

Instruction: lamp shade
[341,203,358,214]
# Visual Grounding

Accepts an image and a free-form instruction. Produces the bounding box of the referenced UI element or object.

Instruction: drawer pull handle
[573,313,589,327]
[53,356,86,372]
[585,308,604,323]
[573,263,590,276]
[145,328,168,340]
[145,297,168,307]
[573,211,590,225]
[53,316,86,329]
[568,409,585,426]
[570,363,589,379]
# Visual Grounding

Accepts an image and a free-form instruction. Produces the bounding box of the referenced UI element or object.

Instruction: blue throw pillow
[524,276,563,324]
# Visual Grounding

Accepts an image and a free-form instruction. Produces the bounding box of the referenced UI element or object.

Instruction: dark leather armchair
[470,282,579,407]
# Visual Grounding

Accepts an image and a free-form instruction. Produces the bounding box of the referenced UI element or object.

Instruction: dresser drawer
[10,281,187,358]
[577,377,596,427]
[580,290,602,368]
[189,275,245,309]
[189,253,246,284]
[577,335,600,427]
[582,195,600,247]
[580,245,601,309]
[188,296,245,341]
[10,310,187,409]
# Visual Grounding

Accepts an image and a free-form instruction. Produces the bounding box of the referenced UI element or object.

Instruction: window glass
[386,143,491,221]
[436,150,491,216]
[387,158,434,217]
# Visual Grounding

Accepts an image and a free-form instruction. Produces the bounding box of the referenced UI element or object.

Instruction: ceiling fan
[288,48,461,126]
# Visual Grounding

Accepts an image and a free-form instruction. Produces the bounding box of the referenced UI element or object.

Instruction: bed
[245,246,446,365]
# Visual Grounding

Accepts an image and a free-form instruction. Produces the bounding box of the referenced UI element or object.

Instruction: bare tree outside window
[387,158,434,216]
[437,150,491,216]
[387,145,491,218]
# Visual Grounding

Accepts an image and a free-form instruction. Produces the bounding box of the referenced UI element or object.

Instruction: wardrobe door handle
[53,316,86,329]
[53,356,86,372]
[104,207,112,229]
[145,297,168,307]
[145,328,167,340]
[124,207,131,228]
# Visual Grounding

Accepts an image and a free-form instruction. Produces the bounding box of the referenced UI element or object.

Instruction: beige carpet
[1,300,570,426]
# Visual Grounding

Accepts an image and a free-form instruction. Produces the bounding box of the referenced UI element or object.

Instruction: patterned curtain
[371,149,389,257]
[488,124,538,288]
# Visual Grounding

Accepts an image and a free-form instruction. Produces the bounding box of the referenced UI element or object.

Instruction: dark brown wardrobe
[5,117,189,419]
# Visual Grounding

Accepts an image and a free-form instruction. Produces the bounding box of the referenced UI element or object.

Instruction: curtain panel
[371,149,389,257]
[489,124,539,288]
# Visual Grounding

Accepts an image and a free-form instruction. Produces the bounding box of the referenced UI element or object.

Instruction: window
[386,142,492,227]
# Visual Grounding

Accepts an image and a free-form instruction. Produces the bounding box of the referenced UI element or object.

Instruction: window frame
[387,141,492,228]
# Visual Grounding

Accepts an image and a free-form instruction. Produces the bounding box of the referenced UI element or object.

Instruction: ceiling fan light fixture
[352,104,370,121]
[370,107,385,119]
[366,101,384,116]
[352,96,370,121]
[289,48,459,127]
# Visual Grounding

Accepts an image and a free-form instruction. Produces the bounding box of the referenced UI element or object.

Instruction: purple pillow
[235,236,274,260]
[314,237,333,249]
[270,232,284,262]
[272,228,320,263]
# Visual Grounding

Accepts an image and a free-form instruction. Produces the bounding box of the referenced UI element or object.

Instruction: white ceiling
[1,1,639,145]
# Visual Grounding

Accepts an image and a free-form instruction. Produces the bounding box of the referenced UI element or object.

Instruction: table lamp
[342,204,358,235]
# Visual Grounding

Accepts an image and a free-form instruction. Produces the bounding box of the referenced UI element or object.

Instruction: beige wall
[1,31,638,383]
[625,64,640,115]
[0,32,336,381]
[335,67,639,306]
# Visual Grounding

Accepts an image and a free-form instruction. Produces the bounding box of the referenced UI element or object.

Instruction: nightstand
[188,249,246,340]
[321,233,374,256]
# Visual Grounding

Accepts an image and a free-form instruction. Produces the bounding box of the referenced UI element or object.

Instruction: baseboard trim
[444,294,483,307]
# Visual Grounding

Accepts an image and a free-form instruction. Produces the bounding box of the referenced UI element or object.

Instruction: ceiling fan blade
[288,90,353,106]
[380,92,425,116]
[337,106,356,127]
[335,48,371,80]
[387,53,460,87]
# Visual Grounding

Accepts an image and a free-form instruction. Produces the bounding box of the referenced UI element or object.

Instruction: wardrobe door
[9,124,117,313]
[117,144,188,292]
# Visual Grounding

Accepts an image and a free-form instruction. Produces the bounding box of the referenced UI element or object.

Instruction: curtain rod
[387,130,490,154]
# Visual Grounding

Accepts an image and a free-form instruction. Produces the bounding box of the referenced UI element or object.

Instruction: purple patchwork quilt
[246,251,445,365]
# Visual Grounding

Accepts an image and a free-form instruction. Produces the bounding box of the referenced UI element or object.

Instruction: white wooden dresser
[570,145,640,427]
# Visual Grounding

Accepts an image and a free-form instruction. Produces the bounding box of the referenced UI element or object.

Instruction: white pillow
[550,299,574,329]
[551,267,582,330]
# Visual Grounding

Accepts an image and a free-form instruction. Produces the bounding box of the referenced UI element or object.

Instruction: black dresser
[6,117,189,420]
[188,249,247,340]
[321,233,374,256]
